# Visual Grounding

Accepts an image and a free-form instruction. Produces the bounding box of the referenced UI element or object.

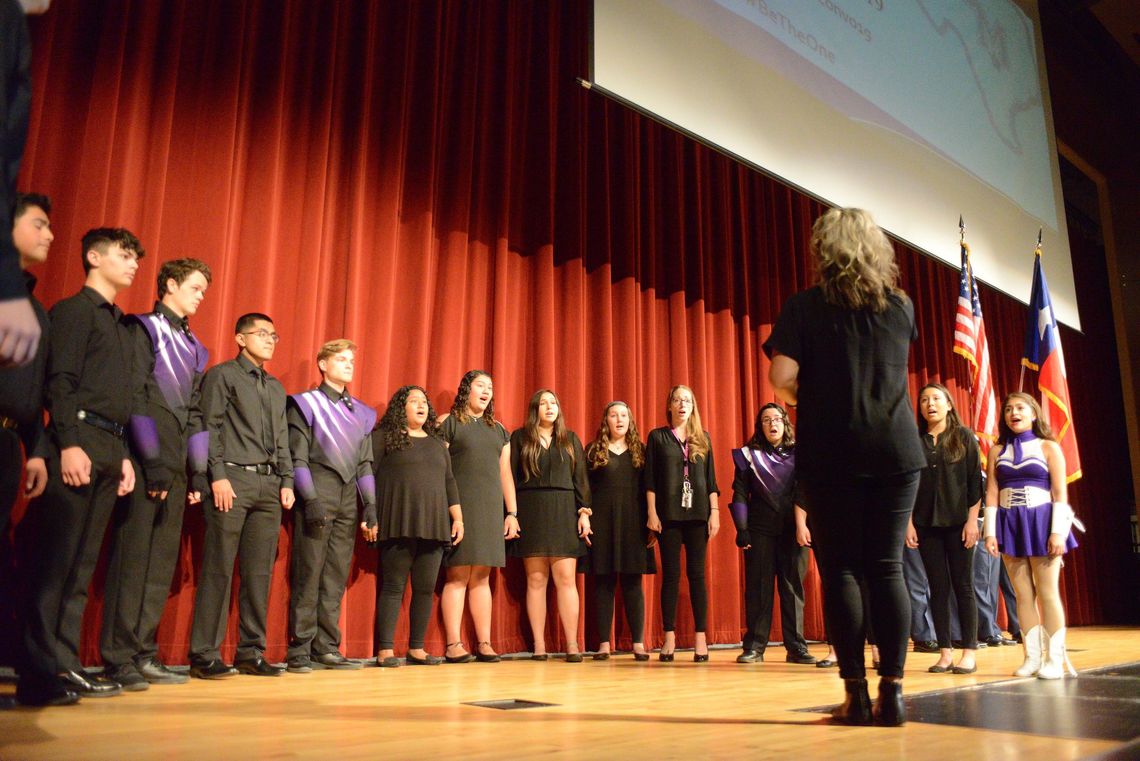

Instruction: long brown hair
[518,388,575,482]
[449,369,497,426]
[811,207,902,312]
[586,401,646,469]
[916,383,968,463]
[665,385,709,461]
[745,403,795,452]
[997,392,1054,444]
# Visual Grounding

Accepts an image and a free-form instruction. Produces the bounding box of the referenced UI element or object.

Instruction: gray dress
[441,415,510,567]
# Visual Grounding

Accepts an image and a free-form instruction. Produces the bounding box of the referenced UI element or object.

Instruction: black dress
[441,415,510,567]
[583,450,655,575]
[371,434,459,544]
[508,429,590,558]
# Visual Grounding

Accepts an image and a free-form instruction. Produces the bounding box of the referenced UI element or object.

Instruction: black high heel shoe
[830,678,873,725]
[693,652,709,662]
[873,679,906,726]
[658,650,675,662]
[633,651,650,662]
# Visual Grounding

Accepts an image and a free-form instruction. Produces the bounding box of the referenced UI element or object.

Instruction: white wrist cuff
[1050,502,1085,535]
[983,505,998,538]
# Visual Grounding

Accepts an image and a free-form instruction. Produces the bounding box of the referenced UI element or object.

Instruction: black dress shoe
[983,635,1016,647]
[190,659,238,679]
[786,649,817,665]
[313,652,364,670]
[736,649,764,664]
[831,678,873,725]
[287,656,313,674]
[104,663,149,692]
[405,653,443,666]
[234,657,284,676]
[815,657,837,668]
[137,659,189,685]
[912,640,940,654]
[693,653,709,663]
[658,651,675,662]
[632,652,650,662]
[16,677,81,707]
[873,679,906,726]
[592,652,610,661]
[58,669,122,698]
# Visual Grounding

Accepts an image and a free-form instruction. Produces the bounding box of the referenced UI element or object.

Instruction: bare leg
[468,566,495,655]
[1029,556,1064,633]
[1003,556,1041,631]
[551,557,580,653]
[524,557,551,655]
[442,565,471,658]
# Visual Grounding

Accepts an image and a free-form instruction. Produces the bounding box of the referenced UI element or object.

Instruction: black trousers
[799,471,919,680]
[288,465,359,659]
[594,573,645,644]
[100,462,188,667]
[0,429,22,665]
[23,428,126,680]
[742,527,808,653]
[916,524,978,649]
[189,468,282,664]
[658,520,708,632]
[375,538,443,651]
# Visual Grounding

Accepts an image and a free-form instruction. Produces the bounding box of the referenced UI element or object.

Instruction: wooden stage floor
[1,626,1137,760]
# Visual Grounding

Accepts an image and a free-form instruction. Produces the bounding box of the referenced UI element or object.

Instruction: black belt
[77,409,126,438]
[224,462,278,476]
[0,415,18,432]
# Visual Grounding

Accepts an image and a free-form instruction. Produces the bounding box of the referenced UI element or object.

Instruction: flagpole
[1019,230,1043,392]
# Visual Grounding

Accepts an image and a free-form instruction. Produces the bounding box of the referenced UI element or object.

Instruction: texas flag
[1021,251,1081,482]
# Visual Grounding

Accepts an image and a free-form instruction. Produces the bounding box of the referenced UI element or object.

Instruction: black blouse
[509,429,591,507]
[912,428,983,528]
[762,286,925,479]
[371,433,460,543]
[644,427,719,522]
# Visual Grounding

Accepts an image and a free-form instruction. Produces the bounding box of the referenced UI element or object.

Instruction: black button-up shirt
[193,352,293,488]
[46,286,136,450]
[912,428,983,528]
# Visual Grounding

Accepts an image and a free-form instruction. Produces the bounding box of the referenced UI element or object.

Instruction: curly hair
[376,385,440,454]
[997,391,1054,445]
[916,383,969,463]
[449,369,497,426]
[745,402,795,452]
[586,401,646,469]
[664,385,709,461]
[518,388,575,482]
[811,207,902,312]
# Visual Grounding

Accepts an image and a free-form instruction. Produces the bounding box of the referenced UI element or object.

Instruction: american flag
[953,243,998,464]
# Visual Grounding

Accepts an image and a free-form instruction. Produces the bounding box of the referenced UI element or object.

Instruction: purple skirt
[996,504,1079,557]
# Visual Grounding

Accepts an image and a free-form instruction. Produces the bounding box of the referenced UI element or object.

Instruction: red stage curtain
[11,0,1131,665]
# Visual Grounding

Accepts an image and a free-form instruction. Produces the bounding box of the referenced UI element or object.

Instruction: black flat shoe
[831,678,873,725]
[405,653,443,666]
[313,652,365,670]
[377,656,400,668]
[928,663,952,673]
[694,653,709,663]
[58,669,122,698]
[234,658,285,677]
[633,652,650,662]
[592,652,610,661]
[445,652,476,664]
[566,652,584,663]
[815,658,837,668]
[531,653,549,661]
[951,664,977,674]
[736,649,764,664]
[873,679,906,726]
[190,659,238,679]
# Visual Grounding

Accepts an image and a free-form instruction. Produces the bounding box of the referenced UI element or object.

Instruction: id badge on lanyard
[674,430,693,510]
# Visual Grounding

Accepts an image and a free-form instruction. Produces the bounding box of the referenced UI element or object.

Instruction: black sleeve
[965,432,983,507]
[762,292,803,362]
[643,430,659,493]
[704,432,719,496]
[44,297,91,450]
[570,432,590,509]
[0,5,30,302]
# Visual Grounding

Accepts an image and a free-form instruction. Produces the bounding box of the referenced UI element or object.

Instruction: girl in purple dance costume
[983,392,1083,680]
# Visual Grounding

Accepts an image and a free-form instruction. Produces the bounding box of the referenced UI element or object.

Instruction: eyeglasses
[760,416,783,425]
[242,330,281,343]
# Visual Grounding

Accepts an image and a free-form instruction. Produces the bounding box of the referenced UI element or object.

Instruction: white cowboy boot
[1037,627,1076,679]
[1013,625,1044,677]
